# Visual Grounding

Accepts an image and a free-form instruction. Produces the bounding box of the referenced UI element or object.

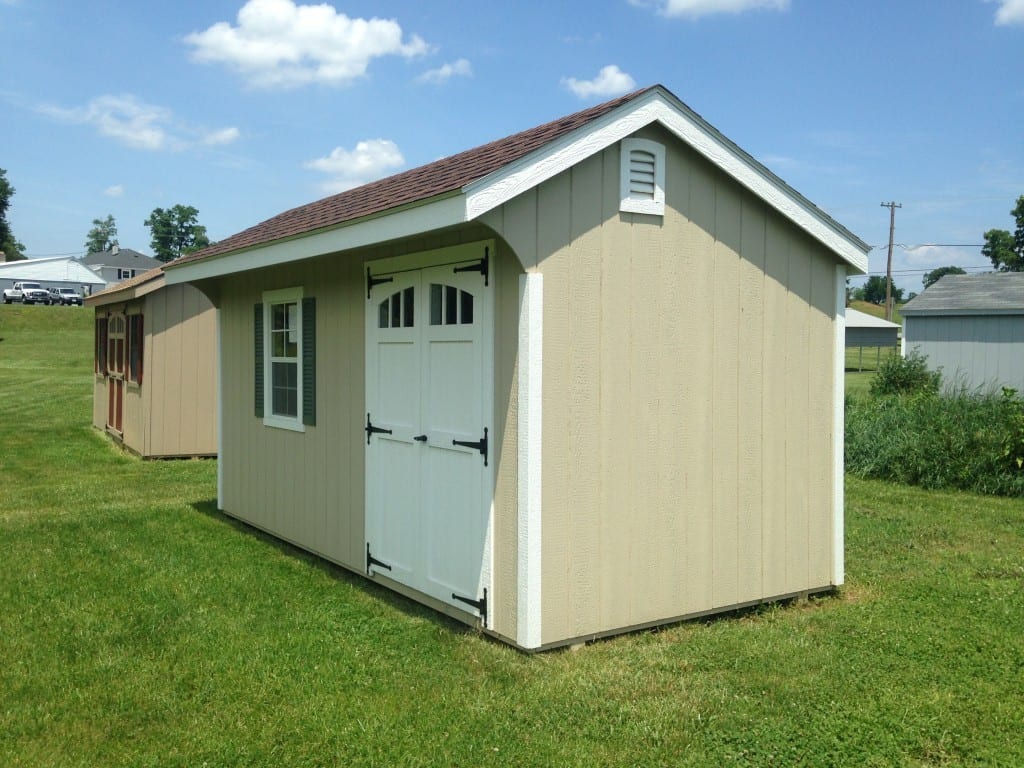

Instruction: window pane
[460,290,473,324]
[391,291,401,328]
[272,331,285,357]
[271,361,298,417]
[403,287,414,327]
[378,299,389,328]
[430,283,442,326]
[272,303,287,331]
[287,303,299,350]
[445,285,457,325]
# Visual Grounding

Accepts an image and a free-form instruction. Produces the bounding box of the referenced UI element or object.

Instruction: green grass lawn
[2,304,1023,766]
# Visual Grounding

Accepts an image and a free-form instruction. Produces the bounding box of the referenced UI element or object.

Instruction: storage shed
[902,272,1024,393]
[164,85,869,650]
[86,268,218,458]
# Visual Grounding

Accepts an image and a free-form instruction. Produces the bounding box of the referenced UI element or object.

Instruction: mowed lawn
[2,305,1022,767]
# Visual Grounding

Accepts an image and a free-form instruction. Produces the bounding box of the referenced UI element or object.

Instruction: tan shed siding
[215,228,521,617]
[486,127,840,646]
[219,257,365,570]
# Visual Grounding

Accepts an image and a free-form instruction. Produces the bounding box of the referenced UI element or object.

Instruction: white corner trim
[164,195,467,284]
[833,265,846,586]
[517,272,543,649]
[216,307,224,511]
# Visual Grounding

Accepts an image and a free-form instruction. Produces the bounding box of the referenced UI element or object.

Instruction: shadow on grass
[189,498,475,638]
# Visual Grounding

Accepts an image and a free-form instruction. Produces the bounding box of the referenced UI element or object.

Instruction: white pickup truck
[2,281,52,304]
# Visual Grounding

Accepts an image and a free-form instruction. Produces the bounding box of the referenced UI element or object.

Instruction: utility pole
[880,201,902,321]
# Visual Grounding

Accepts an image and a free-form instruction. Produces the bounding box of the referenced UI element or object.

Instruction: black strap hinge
[453,247,489,286]
[366,542,392,574]
[367,267,394,299]
[365,413,393,444]
[452,427,488,466]
[451,588,487,627]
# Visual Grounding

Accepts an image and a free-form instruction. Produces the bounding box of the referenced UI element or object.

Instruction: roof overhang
[85,271,165,307]
[166,86,868,285]
[902,308,1024,317]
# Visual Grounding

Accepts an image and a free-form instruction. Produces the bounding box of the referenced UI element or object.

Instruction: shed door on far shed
[364,245,494,624]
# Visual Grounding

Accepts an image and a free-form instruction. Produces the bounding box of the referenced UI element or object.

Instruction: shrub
[869,350,941,397]
[846,388,1024,497]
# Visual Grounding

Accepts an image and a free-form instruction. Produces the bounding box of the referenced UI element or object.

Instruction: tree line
[84,206,210,262]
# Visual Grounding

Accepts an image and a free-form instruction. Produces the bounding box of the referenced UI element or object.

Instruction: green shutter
[302,297,316,426]
[254,303,264,418]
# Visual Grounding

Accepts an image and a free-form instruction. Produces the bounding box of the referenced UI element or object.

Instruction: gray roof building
[902,273,1024,393]
[81,246,162,287]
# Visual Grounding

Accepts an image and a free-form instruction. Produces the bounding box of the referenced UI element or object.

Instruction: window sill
[262,415,306,433]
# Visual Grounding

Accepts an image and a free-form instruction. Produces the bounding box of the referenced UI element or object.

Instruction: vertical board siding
[906,315,1024,393]
[487,126,840,645]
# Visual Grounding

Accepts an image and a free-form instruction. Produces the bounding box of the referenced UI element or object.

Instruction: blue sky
[1,0,1022,293]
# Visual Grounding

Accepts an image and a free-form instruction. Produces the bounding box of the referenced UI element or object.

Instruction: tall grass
[846,351,1024,496]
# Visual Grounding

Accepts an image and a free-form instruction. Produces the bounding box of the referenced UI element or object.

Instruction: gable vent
[629,150,657,199]
[620,138,666,216]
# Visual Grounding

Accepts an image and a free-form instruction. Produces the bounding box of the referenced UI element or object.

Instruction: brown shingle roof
[172,87,656,266]
[85,266,164,305]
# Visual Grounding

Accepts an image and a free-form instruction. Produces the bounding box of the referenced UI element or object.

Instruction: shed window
[127,314,144,385]
[257,288,315,431]
[95,317,108,374]
[107,314,126,376]
[620,138,666,216]
[430,283,474,326]
[377,287,415,329]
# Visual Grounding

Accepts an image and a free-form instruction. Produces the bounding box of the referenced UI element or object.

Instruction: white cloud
[202,126,241,146]
[39,94,239,152]
[630,0,789,19]
[305,139,405,193]
[104,185,124,198]
[562,65,637,99]
[40,95,179,150]
[185,0,429,88]
[416,58,472,85]
[991,0,1024,25]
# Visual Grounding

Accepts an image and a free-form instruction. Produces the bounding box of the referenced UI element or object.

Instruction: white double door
[365,251,492,620]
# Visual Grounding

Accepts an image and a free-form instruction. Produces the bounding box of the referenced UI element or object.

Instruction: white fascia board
[164,194,467,284]
[464,90,869,274]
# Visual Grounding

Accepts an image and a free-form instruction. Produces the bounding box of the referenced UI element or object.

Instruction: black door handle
[413,434,428,442]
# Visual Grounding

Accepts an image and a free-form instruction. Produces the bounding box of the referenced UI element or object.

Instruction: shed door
[365,250,493,623]
[106,313,125,434]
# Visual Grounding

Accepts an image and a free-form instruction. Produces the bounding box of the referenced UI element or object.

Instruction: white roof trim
[465,88,868,273]
[167,86,868,284]
[165,195,466,284]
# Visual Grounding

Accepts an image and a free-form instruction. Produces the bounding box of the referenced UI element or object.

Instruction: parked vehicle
[48,287,83,306]
[3,282,51,304]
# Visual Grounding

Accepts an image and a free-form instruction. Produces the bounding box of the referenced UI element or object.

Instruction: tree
[982,194,1024,272]
[84,214,119,254]
[861,275,904,305]
[0,168,26,260]
[144,205,211,262]
[922,265,966,289]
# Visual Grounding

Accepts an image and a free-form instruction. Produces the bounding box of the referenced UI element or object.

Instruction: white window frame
[620,137,666,216]
[118,268,136,280]
[262,286,305,432]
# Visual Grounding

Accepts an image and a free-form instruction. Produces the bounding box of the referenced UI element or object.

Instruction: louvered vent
[620,138,665,215]
[629,150,657,200]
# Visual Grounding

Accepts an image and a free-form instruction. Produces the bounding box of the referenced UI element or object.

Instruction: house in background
[81,246,162,290]
[85,267,217,458]
[0,255,107,295]
[165,85,868,651]
[845,307,901,371]
[902,272,1024,393]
